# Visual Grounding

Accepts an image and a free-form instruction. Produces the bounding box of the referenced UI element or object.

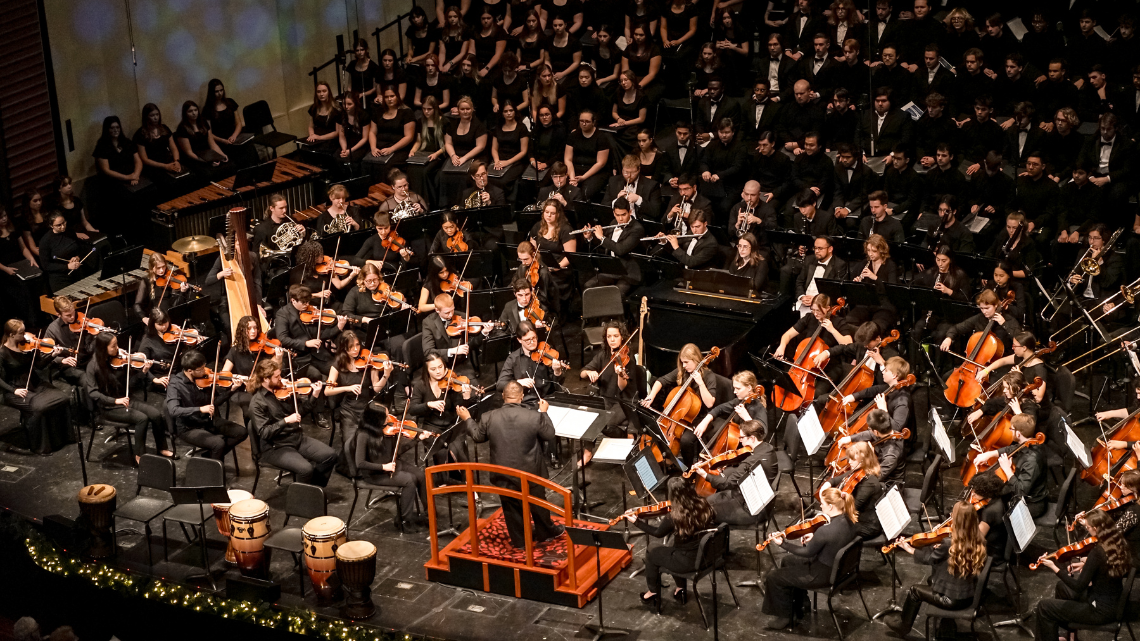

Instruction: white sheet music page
[931,409,955,464]
[741,464,775,516]
[1009,499,1038,553]
[875,486,912,540]
[1065,421,1091,469]
[546,405,597,439]
[593,438,636,464]
[798,405,826,455]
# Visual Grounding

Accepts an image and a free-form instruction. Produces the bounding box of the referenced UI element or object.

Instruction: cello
[707,385,766,459]
[652,347,721,456]
[962,432,1046,485]
[823,374,917,470]
[773,298,846,412]
[1082,408,1140,486]
[818,330,901,435]
[943,290,1016,407]
[960,377,1043,483]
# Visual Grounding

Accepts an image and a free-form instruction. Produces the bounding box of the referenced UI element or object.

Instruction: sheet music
[1064,420,1091,469]
[633,456,657,491]
[1009,499,1037,553]
[901,101,925,121]
[593,438,636,464]
[1006,17,1028,41]
[741,464,775,516]
[931,409,955,463]
[798,405,826,455]
[546,405,598,439]
[875,486,912,540]
[967,216,990,233]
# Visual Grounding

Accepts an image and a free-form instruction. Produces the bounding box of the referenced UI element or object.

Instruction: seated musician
[976,331,1051,400]
[820,441,884,540]
[641,344,723,454]
[578,321,646,465]
[886,501,988,637]
[355,402,431,532]
[536,162,584,208]
[0,320,72,455]
[835,355,912,435]
[461,160,507,207]
[325,330,393,477]
[1096,379,1140,450]
[1059,223,1125,328]
[812,321,893,395]
[793,235,849,316]
[86,332,171,463]
[166,350,246,461]
[410,352,473,474]
[513,240,555,306]
[774,293,851,364]
[315,184,363,237]
[274,284,347,383]
[222,315,274,416]
[683,370,766,467]
[1107,470,1140,554]
[990,261,1027,324]
[691,419,778,525]
[846,234,898,332]
[940,288,1020,359]
[761,488,857,630]
[39,213,97,294]
[356,213,414,274]
[657,208,720,270]
[297,240,362,307]
[730,181,777,245]
[139,308,177,387]
[603,154,662,221]
[968,472,1009,558]
[248,358,337,487]
[911,245,971,354]
[205,236,263,333]
[986,212,1039,284]
[44,296,91,386]
[417,256,459,314]
[421,292,493,378]
[134,253,187,324]
[971,413,1048,517]
[924,195,975,255]
[858,191,905,243]
[624,477,717,612]
[427,212,471,255]
[498,278,549,336]
[836,408,905,489]
[580,198,644,295]
[1033,510,1132,641]
[496,321,565,407]
[250,193,306,257]
[662,175,711,231]
[376,170,428,218]
[723,232,769,292]
[530,199,576,313]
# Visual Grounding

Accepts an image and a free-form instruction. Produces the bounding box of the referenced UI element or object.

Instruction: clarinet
[924,272,942,325]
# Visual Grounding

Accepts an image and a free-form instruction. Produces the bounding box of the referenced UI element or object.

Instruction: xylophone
[40,249,189,314]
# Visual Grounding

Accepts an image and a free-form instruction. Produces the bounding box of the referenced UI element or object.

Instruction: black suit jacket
[672,233,721,270]
[831,163,880,215]
[741,99,782,141]
[856,109,913,158]
[793,55,841,99]
[913,65,955,101]
[1004,126,1047,168]
[663,193,714,228]
[759,55,798,100]
[273,303,337,369]
[1078,135,1134,183]
[595,218,645,284]
[421,312,483,365]
[603,176,662,220]
[660,139,700,186]
[796,255,849,298]
[466,404,555,488]
[697,96,744,133]
[537,183,584,205]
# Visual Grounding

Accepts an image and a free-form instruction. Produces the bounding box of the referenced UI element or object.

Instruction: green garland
[22,532,438,641]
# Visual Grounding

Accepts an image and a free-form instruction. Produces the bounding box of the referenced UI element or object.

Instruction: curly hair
[1084,510,1133,578]
[948,501,987,579]
[667,477,716,540]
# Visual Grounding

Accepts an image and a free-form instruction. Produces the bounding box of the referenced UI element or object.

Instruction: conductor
[457,381,563,549]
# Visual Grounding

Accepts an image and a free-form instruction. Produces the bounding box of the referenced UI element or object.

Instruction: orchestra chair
[905,454,945,523]
[670,523,739,631]
[806,538,872,641]
[774,450,808,509]
[732,508,779,589]
[653,87,694,133]
[160,457,224,562]
[579,286,625,366]
[1035,466,1077,545]
[83,388,135,466]
[263,482,326,596]
[1065,567,1137,641]
[325,393,342,448]
[921,556,998,641]
[242,100,297,159]
[346,473,408,534]
[167,410,239,476]
[112,454,176,567]
[89,300,130,333]
[246,419,296,495]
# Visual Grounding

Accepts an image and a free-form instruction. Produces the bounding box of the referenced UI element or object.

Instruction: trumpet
[737,205,754,237]
[570,223,628,236]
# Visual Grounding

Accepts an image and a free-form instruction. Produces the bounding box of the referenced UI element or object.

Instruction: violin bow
[168,330,183,384]
[24,330,43,391]
[357,330,381,399]
[125,337,132,405]
[286,349,301,416]
[210,341,221,411]
[598,329,639,377]
[75,300,92,358]
[156,269,172,309]
[390,397,413,475]
[313,236,341,339]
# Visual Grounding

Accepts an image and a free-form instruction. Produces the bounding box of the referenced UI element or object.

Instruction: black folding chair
[112,454,176,567]
[263,483,326,596]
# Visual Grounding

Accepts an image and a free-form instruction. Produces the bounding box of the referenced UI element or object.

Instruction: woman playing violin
[625,476,717,613]
[428,212,471,255]
[325,330,394,476]
[1101,470,1140,554]
[0,320,72,455]
[971,413,1049,517]
[1033,510,1132,641]
[497,278,549,336]
[820,441,883,540]
[886,501,987,637]
[692,419,779,525]
[762,488,857,630]
[683,370,766,467]
[496,321,565,407]
[134,253,187,323]
[418,256,458,313]
[222,315,275,415]
[641,343,720,423]
[528,199,576,314]
[355,402,431,532]
[409,353,473,472]
[578,321,645,466]
[355,212,414,274]
[967,473,1008,558]
[344,263,398,321]
[84,331,171,463]
[138,308,176,387]
[296,240,359,308]
[512,240,553,305]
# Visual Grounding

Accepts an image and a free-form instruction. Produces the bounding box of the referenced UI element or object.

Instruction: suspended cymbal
[171,235,216,253]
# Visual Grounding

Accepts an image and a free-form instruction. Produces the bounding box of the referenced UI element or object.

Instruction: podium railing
[425,462,578,590]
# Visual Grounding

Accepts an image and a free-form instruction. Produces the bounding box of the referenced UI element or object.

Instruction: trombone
[1042,227,1123,322]
[1049,278,1140,348]
[1062,329,1140,374]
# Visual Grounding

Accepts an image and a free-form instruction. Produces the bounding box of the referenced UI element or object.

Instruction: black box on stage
[226,576,281,603]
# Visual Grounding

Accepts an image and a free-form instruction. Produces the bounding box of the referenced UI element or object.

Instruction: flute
[569,223,629,236]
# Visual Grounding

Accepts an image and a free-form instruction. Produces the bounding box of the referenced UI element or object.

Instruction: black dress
[529,221,574,304]
[473,28,507,70]
[132,126,178,182]
[418,73,452,106]
[348,59,381,96]
[531,120,568,168]
[338,109,373,163]
[331,366,379,477]
[492,122,529,186]
[370,108,415,163]
[0,231,32,324]
[205,98,241,140]
[406,24,440,60]
[0,345,71,454]
[92,137,139,176]
[541,0,583,25]
[305,105,340,155]
[546,34,581,79]
[174,123,232,177]
[446,118,488,158]
[611,91,647,155]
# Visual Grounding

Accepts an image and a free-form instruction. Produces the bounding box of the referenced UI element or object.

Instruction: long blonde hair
[821,488,858,523]
[676,343,705,386]
[732,370,765,408]
[848,441,882,477]
[948,501,987,579]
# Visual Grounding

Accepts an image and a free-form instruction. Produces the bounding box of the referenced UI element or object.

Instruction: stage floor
[0,327,1122,641]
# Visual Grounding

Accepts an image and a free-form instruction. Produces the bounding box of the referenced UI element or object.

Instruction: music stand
[169,296,212,328]
[622,443,669,499]
[321,229,371,257]
[619,400,687,477]
[231,161,277,191]
[168,485,230,590]
[574,202,613,229]
[431,250,494,280]
[566,527,632,641]
[565,253,627,280]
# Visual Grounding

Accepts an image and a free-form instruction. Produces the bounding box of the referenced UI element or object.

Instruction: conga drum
[302,516,347,604]
[336,541,377,619]
[212,489,252,564]
[229,498,271,578]
[77,484,117,558]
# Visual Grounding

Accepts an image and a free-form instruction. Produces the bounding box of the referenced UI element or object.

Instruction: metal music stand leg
[181,494,218,591]
[872,553,903,621]
[581,535,630,641]
[436,493,462,538]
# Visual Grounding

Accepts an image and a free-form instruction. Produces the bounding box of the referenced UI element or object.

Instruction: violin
[818,330,901,434]
[381,230,407,252]
[249,337,292,357]
[683,446,753,479]
[315,255,353,276]
[882,497,991,553]
[829,428,911,475]
[440,273,474,297]
[155,271,201,292]
[774,298,846,412]
[524,256,540,288]
[1083,407,1140,487]
[530,342,569,368]
[438,369,489,395]
[353,349,411,370]
[18,333,75,356]
[68,312,113,335]
[444,314,505,336]
[608,501,672,526]
[370,284,413,310]
[161,324,202,345]
[194,370,249,389]
[273,377,315,399]
[964,432,1046,485]
[299,305,338,325]
[522,298,545,325]
[650,346,720,457]
[382,414,439,439]
[1070,494,1136,531]
[1030,536,1098,570]
[757,514,829,551]
[110,350,170,370]
[446,228,469,253]
[943,289,1015,407]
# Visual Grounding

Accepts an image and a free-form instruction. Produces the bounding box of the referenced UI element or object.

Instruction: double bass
[773,298,846,412]
[651,347,720,456]
[943,290,1015,407]
[217,207,269,337]
[817,330,901,435]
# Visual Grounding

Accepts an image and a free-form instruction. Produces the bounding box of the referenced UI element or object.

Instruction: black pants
[499,481,561,548]
[708,491,767,526]
[103,402,166,456]
[338,409,364,478]
[361,463,426,521]
[261,436,338,487]
[1035,581,1115,641]
[644,543,698,593]
[180,419,246,460]
[899,585,972,632]
[762,556,833,617]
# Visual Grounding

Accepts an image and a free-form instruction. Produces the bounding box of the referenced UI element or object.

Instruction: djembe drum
[302,515,347,604]
[77,484,117,558]
[212,489,252,564]
[335,541,377,619]
[229,498,271,577]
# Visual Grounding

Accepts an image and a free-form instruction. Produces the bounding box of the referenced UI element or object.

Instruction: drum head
[303,515,346,537]
[229,498,269,519]
[336,540,376,561]
[214,489,253,508]
[77,484,116,503]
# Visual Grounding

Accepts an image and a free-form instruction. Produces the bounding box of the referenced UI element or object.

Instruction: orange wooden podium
[423,463,632,608]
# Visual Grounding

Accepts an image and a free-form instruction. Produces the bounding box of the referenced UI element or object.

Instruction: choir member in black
[625,476,717,612]
[579,321,645,452]
[684,370,766,467]
[202,79,255,166]
[724,232,768,292]
[461,160,507,207]
[940,288,1020,357]
[1033,510,1132,641]
[886,501,988,637]
[513,241,555,307]
[472,10,508,77]
[516,11,548,79]
[174,101,231,178]
[51,175,99,239]
[166,349,246,462]
[438,6,472,75]
[346,38,381,101]
[820,441,883,540]
[134,253,187,323]
[530,64,567,120]
[925,195,975,255]
[93,115,146,191]
[545,15,581,84]
[421,292,494,378]
[910,246,971,352]
[693,419,779,526]
[491,53,529,119]
[968,472,1008,558]
[301,81,341,156]
[250,194,306,257]
[248,358,337,486]
[529,105,567,175]
[376,49,409,103]
[529,199,575,309]
[0,207,35,324]
[221,315,272,416]
[566,66,607,129]
[356,213,414,274]
[0,320,72,455]
[457,381,561,547]
[138,309,177,386]
[19,190,49,259]
[836,408,905,488]
[275,285,348,383]
[563,109,611,200]
[641,343,720,432]
[414,57,451,112]
[536,162,582,207]
[762,488,858,630]
[409,352,474,473]
[496,321,565,406]
[85,332,171,462]
[580,198,643,295]
[325,330,393,476]
[315,184,364,237]
[489,101,529,192]
[355,402,431,531]
[443,96,489,206]
[498,278,549,336]
[133,103,183,186]
[411,96,448,201]
[39,213,96,294]
[366,87,416,170]
[608,71,648,158]
[972,413,1048,517]
[44,296,91,386]
[336,91,372,166]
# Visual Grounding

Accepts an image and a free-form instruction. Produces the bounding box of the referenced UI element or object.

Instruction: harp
[216,207,268,337]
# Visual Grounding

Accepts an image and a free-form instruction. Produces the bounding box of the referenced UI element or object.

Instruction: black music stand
[321,229,371,257]
[432,250,494,280]
[231,160,277,191]
[565,253,628,280]
[546,396,608,515]
[574,202,613,228]
[631,254,684,283]
[956,253,999,282]
[100,245,145,283]
[639,219,669,239]
[766,230,816,248]
[168,485,230,590]
[169,296,212,328]
[622,440,669,499]
[465,205,512,231]
[567,527,632,641]
[619,400,688,477]
[892,243,936,269]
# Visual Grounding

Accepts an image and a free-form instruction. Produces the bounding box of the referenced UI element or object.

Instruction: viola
[161,324,202,345]
[963,432,1046,485]
[18,334,75,356]
[683,446,753,479]
[608,501,672,526]
[110,350,170,370]
[524,256,540,288]
[382,415,439,439]
[444,314,504,337]
[1083,407,1140,487]
[944,289,1015,407]
[381,231,407,252]
[1030,536,1098,570]
[194,370,249,389]
[440,273,473,297]
[818,330,901,434]
[68,312,113,335]
[155,271,201,292]
[774,298,846,412]
[315,255,353,276]
[299,305,337,325]
[1070,495,1136,531]
[650,346,721,456]
[530,342,569,368]
[757,514,829,551]
[370,284,413,310]
[522,298,545,325]
[273,377,315,399]
[823,374,917,470]
[353,349,411,370]
[249,337,292,356]
[446,229,469,253]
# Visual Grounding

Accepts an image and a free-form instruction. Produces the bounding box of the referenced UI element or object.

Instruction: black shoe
[317,415,331,429]
[399,520,424,533]
[410,514,429,526]
[672,587,687,604]
[765,617,792,630]
[640,592,662,614]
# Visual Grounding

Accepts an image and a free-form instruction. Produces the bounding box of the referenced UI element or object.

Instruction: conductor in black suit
[458,381,562,548]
